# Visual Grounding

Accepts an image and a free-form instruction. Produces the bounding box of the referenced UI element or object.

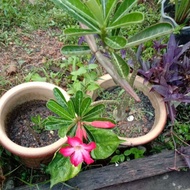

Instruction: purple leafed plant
[137,34,190,122]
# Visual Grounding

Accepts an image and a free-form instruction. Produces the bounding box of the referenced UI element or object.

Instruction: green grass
[0,0,77,47]
[0,0,75,30]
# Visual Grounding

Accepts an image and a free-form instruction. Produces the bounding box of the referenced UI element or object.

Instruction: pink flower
[76,122,87,140]
[60,136,96,167]
[91,121,116,128]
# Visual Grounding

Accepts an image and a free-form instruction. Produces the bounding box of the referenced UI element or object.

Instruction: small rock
[127,115,134,121]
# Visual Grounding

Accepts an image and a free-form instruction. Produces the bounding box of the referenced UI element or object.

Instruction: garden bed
[0,1,190,189]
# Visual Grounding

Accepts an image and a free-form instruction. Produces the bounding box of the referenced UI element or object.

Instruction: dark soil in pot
[6,100,59,148]
[96,86,155,138]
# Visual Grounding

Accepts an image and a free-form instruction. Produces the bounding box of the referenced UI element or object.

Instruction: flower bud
[91,121,116,128]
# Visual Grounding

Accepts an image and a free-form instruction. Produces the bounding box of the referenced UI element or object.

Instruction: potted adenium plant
[46,0,173,187]
[51,0,173,144]
[161,0,190,44]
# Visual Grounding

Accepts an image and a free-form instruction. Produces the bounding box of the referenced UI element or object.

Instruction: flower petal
[82,149,94,165]
[82,142,96,151]
[76,122,88,140]
[67,136,82,147]
[60,147,74,157]
[82,127,87,140]
[76,125,83,140]
[70,150,83,166]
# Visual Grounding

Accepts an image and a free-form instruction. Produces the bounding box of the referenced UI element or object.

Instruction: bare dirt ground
[0,28,64,96]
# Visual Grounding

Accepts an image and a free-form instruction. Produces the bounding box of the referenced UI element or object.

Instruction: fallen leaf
[6,64,17,75]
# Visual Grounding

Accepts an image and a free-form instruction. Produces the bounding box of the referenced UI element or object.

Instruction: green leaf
[82,104,105,121]
[88,63,98,69]
[87,83,100,91]
[64,28,99,36]
[175,0,190,24]
[53,88,68,108]
[61,45,91,55]
[71,67,87,78]
[110,155,120,163]
[48,153,81,188]
[124,149,132,156]
[85,0,104,27]
[86,126,122,159]
[104,36,127,49]
[111,52,130,80]
[108,12,144,29]
[71,91,83,116]
[51,0,100,31]
[46,100,73,120]
[101,0,117,24]
[126,23,173,47]
[67,100,76,118]
[111,0,137,23]
[58,122,76,137]
[80,97,92,116]
[45,120,72,131]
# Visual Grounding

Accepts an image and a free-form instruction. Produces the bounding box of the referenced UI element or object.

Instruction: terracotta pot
[0,82,69,168]
[90,74,167,146]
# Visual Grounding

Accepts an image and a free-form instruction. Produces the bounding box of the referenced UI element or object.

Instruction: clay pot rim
[91,74,167,146]
[0,82,68,158]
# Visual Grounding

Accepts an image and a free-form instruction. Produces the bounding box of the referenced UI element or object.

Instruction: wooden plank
[63,148,188,190]
[15,148,188,190]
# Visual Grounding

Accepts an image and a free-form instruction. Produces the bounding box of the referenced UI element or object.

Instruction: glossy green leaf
[108,12,144,29]
[61,45,91,55]
[100,0,117,23]
[86,126,123,159]
[82,104,105,121]
[58,122,76,137]
[111,52,130,80]
[111,0,137,23]
[51,0,99,30]
[48,153,81,188]
[85,0,104,26]
[70,91,83,116]
[126,23,173,47]
[47,100,73,120]
[80,97,92,116]
[67,100,76,118]
[64,28,99,36]
[45,120,72,131]
[53,88,68,108]
[104,36,127,49]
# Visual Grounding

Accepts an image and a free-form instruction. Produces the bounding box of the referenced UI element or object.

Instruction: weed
[31,115,45,134]
[61,56,101,94]
[110,147,146,164]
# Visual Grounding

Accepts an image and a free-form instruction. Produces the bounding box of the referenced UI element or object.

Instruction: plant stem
[91,100,120,107]
[113,48,140,120]
[125,48,140,87]
[80,23,140,102]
